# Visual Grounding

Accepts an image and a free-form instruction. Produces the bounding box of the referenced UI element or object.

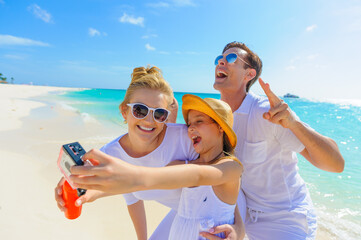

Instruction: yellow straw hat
[182,94,237,148]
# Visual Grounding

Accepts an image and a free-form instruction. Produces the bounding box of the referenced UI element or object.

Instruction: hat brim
[182,94,237,148]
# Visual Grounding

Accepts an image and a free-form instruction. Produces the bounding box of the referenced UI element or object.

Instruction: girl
[55,66,245,239]
[168,94,243,239]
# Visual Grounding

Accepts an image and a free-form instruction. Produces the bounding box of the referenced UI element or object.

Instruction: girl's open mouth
[192,135,201,146]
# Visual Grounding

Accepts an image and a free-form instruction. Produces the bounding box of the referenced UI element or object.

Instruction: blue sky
[1,0,361,100]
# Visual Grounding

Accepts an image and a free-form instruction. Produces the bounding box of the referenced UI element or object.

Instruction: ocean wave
[59,102,78,112]
[58,102,99,124]
[80,112,98,123]
[54,88,90,95]
[314,98,361,107]
[317,206,361,239]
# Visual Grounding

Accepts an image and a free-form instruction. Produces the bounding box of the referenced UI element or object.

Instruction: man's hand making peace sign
[258,78,344,173]
[259,78,298,129]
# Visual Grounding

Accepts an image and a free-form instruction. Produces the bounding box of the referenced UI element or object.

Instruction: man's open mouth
[216,69,228,79]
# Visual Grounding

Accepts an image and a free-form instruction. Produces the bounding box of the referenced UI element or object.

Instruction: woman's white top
[100,123,198,210]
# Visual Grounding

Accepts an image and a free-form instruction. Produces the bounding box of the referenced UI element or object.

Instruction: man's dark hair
[223,42,263,92]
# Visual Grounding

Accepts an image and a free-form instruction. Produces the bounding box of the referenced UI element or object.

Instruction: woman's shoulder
[166,123,188,132]
[164,123,189,140]
[100,134,125,154]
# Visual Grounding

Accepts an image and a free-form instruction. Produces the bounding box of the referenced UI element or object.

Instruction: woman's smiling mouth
[138,125,155,132]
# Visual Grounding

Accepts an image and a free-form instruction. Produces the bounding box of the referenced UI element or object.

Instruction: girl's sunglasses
[127,103,170,123]
[214,53,251,67]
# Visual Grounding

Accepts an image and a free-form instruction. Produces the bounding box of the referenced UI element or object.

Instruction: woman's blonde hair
[119,66,174,114]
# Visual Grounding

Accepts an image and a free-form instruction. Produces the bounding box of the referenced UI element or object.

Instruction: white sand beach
[0,84,170,240]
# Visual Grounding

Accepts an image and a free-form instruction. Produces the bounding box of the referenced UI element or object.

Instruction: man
[203,41,344,239]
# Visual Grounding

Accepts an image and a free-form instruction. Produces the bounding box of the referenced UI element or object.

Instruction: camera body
[57,142,88,196]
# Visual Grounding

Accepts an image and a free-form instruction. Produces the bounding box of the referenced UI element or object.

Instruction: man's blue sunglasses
[214,53,251,67]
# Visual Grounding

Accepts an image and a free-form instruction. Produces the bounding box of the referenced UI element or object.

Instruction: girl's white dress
[168,184,236,240]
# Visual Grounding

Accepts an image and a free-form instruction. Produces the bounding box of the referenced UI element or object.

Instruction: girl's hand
[69,149,141,194]
[199,223,245,240]
[54,176,107,212]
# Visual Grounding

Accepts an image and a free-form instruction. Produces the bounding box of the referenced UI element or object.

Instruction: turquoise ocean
[54,89,361,239]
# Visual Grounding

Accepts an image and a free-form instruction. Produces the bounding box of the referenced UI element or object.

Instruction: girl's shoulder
[213,157,243,174]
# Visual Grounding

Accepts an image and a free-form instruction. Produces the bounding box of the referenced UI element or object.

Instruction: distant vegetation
[0,73,14,84]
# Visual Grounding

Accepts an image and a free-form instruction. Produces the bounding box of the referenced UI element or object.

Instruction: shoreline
[0,84,170,239]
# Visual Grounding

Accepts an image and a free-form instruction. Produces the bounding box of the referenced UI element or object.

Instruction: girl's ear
[218,125,224,134]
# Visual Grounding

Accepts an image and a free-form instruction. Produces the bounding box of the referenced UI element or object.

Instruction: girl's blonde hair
[119,66,174,113]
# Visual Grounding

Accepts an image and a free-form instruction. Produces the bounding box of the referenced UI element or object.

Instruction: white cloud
[27,4,53,23]
[89,28,101,37]
[147,0,195,8]
[173,50,201,55]
[4,54,25,60]
[334,6,361,16]
[145,43,155,51]
[333,6,361,32]
[306,24,317,32]
[147,2,170,8]
[286,65,296,71]
[307,54,319,60]
[0,0,5,4]
[185,51,198,55]
[0,35,50,47]
[142,34,158,39]
[172,0,196,7]
[119,13,144,27]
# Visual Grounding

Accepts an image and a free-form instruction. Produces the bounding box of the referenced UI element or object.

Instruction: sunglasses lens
[226,53,237,63]
[154,109,168,122]
[132,104,148,119]
[214,55,223,65]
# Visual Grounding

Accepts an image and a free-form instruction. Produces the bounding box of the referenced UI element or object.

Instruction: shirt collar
[234,91,256,115]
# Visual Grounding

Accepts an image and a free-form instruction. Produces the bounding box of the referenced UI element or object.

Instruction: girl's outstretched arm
[70,149,242,195]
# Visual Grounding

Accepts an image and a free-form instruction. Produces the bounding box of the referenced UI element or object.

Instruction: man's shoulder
[248,92,271,116]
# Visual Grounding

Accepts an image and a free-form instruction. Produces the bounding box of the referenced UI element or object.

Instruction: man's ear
[246,69,257,82]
